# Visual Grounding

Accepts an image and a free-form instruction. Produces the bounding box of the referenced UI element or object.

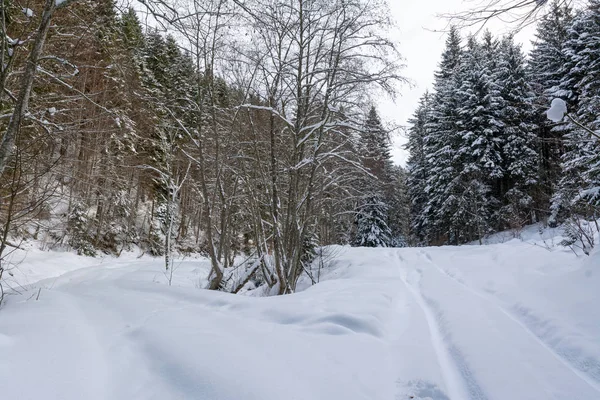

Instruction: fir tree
[458,34,504,183]
[495,36,539,226]
[361,106,393,182]
[354,106,396,246]
[406,92,432,243]
[354,194,392,247]
[551,1,600,221]
[422,26,465,244]
[454,35,502,239]
[529,1,574,99]
[121,8,145,54]
[67,201,96,257]
[387,165,411,246]
[528,1,574,213]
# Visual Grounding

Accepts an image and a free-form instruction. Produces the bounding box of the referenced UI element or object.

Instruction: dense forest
[0,0,598,295]
[407,0,600,248]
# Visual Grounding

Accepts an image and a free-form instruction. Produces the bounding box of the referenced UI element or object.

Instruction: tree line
[406,0,600,246]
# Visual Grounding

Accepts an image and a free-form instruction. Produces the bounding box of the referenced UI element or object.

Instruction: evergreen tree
[144,32,170,91]
[551,1,600,221]
[453,35,502,240]
[495,36,539,226]
[360,106,393,182]
[406,92,432,243]
[354,107,395,247]
[410,28,548,243]
[528,1,574,213]
[422,26,465,244]
[67,201,96,257]
[462,32,504,183]
[354,194,392,247]
[387,165,411,246]
[121,8,145,55]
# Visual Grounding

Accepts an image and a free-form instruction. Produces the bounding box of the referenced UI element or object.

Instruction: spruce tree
[354,194,392,247]
[354,107,394,247]
[454,35,502,240]
[422,26,463,244]
[387,165,411,246]
[361,106,393,182]
[528,1,574,213]
[551,1,600,221]
[495,36,539,226]
[121,8,145,54]
[406,92,432,243]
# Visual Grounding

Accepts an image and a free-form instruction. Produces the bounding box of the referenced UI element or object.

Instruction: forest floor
[1,225,599,400]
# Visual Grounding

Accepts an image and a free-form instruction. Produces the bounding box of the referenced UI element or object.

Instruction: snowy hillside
[1,233,599,400]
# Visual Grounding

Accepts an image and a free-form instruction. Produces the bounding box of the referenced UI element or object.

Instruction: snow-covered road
[1,237,599,400]
[393,248,600,400]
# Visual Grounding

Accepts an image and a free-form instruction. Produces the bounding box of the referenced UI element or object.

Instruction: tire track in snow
[418,250,600,395]
[397,253,488,400]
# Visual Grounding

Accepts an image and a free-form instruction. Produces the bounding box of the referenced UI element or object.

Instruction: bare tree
[138,0,243,290]
[140,137,191,285]
[236,0,405,293]
[133,0,405,294]
[0,0,78,176]
[442,0,577,30]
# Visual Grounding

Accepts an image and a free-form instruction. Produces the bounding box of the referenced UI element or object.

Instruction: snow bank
[0,242,189,294]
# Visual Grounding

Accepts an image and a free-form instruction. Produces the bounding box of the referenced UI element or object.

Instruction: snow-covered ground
[1,228,599,400]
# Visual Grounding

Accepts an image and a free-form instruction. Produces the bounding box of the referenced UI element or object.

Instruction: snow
[0,243,164,292]
[547,98,568,122]
[1,229,600,400]
[22,7,34,17]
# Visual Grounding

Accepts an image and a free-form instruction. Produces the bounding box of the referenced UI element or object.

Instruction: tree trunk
[0,0,57,175]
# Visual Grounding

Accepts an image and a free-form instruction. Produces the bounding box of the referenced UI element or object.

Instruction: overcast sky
[381,0,538,166]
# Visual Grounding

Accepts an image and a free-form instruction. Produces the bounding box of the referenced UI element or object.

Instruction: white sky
[381,0,538,166]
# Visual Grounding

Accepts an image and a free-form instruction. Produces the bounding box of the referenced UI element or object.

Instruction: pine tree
[529,0,574,104]
[144,32,170,91]
[121,8,145,55]
[462,32,504,183]
[67,201,96,257]
[409,28,544,243]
